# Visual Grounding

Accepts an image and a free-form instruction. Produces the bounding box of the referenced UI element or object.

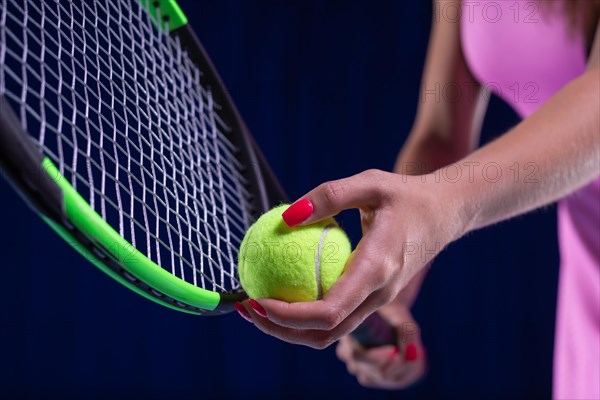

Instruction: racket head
[0,0,286,315]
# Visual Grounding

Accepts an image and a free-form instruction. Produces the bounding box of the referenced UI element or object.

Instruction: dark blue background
[0,1,558,399]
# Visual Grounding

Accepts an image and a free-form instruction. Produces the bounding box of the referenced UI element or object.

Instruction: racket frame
[0,0,286,315]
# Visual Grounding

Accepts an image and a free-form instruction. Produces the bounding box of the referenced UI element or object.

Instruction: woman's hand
[236,169,465,348]
[336,302,427,389]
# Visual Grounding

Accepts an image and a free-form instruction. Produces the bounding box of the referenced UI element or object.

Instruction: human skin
[334,0,489,388]
[236,1,600,389]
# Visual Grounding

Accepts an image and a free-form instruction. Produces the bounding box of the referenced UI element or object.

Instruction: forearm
[392,91,487,307]
[389,0,488,308]
[393,90,487,306]
[395,134,461,175]
[447,69,600,236]
[391,139,458,307]
[392,122,484,307]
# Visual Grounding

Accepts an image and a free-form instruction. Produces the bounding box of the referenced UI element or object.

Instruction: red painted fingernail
[282,199,313,227]
[249,299,268,318]
[405,343,418,361]
[234,302,252,323]
[388,347,399,360]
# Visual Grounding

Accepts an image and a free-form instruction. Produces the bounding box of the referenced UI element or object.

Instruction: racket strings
[0,0,252,292]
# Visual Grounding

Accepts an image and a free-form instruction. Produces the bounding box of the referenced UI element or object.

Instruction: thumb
[354,345,398,366]
[282,169,386,227]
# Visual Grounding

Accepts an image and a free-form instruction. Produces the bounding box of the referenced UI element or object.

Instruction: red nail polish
[249,299,268,318]
[405,343,418,361]
[388,347,399,360]
[282,199,313,227]
[234,302,252,323]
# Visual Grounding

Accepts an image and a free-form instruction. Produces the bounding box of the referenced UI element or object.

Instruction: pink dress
[460,1,600,398]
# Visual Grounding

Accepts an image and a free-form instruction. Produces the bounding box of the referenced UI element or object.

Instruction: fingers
[238,298,354,348]
[239,286,393,349]
[238,296,428,388]
[282,169,388,227]
[337,335,396,381]
[260,170,400,344]
[353,342,426,389]
[380,342,427,388]
[334,307,427,390]
[335,335,354,362]
[379,314,427,388]
[251,235,390,332]
[338,334,426,390]
[237,229,400,348]
[337,335,395,366]
[353,345,397,365]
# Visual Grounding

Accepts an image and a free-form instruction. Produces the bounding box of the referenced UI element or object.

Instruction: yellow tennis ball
[238,204,352,302]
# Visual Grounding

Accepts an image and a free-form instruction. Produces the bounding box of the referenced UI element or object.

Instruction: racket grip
[350,312,397,349]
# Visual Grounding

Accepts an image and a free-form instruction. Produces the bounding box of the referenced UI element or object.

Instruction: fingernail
[249,299,268,318]
[282,199,313,227]
[234,302,252,323]
[388,347,399,360]
[405,343,418,361]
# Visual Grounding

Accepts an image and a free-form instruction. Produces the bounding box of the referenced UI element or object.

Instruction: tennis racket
[0,0,394,346]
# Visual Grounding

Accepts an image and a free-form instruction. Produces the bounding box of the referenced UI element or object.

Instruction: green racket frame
[0,0,287,315]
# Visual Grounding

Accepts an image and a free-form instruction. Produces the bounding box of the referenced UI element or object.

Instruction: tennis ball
[238,204,352,302]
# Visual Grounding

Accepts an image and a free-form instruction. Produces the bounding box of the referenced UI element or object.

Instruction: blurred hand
[336,302,426,390]
[237,169,463,349]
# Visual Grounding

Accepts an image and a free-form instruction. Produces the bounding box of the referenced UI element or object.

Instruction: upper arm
[407,0,487,162]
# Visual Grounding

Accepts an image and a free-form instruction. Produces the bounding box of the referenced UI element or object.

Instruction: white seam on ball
[315,224,335,300]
